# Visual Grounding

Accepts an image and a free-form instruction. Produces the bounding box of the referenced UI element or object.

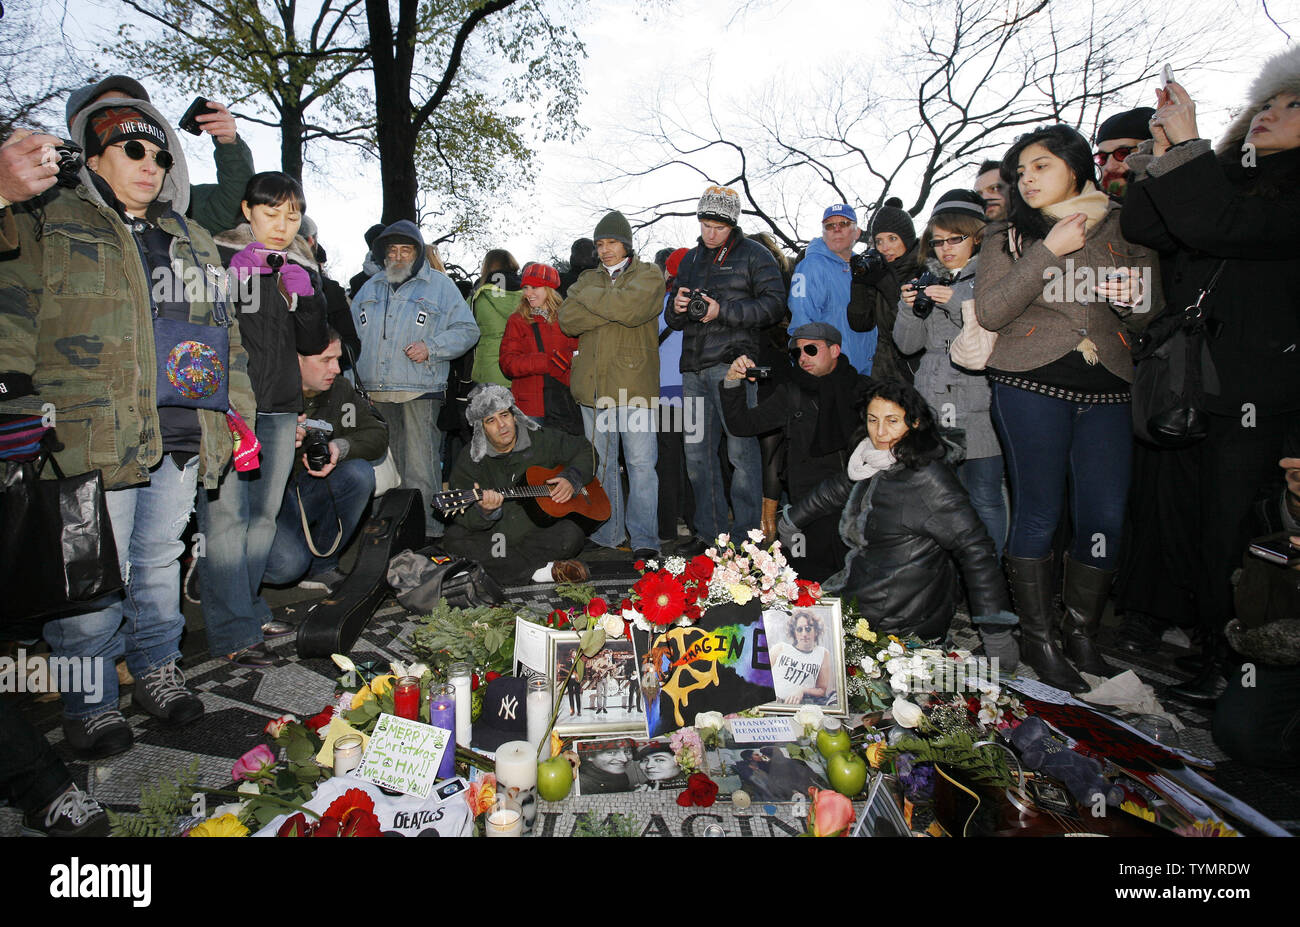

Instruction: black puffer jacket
[215,224,330,413]
[788,450,1011,640]
[665,229,786,371]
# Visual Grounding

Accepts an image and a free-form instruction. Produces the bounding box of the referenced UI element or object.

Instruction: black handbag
[531,323,584,435]
[387,548,504,612]
[0,450,123,632]
[1130,261,1225,448]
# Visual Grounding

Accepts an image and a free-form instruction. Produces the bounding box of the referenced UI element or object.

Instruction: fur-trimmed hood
[213,221,319,271]
[1217,44,1300,156]
[1226,618,1300,667]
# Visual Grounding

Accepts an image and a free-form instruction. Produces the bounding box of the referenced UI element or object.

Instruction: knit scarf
[1042,184,1110,231]
[846,440,896,481]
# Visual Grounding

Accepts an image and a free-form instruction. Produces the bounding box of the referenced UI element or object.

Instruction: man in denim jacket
[350,220,479,536]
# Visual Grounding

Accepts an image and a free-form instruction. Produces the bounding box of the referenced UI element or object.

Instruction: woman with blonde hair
[498,262,581,431]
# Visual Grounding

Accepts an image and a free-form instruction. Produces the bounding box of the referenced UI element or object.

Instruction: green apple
[817,726,851,759]
[537,755,574,802]
[825,750,867,797]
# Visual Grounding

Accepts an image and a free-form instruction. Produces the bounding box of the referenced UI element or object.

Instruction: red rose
[486,671,501,683]
[677,772,720,808]
[472,673,481,691]
[685,604,702,621]
[620,599,633,612]
[688,555,715,582]
[587,597,608,618]
[304,706,336,734]
[848,665,858,677]
[276,812,315,837]
[312,816,341,838]
[794,578,821,607]
[634,559,646,572]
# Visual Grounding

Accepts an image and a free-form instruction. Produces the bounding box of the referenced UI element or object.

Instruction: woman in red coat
[498,262,581,432]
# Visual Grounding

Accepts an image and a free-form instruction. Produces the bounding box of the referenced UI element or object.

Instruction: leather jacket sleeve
[916,464,1011,616]
[787,468,854,527]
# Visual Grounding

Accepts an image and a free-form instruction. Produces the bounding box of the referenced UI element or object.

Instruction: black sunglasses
[789,343,822,360]
[1093,145,1135,166]
[114,140,174,170]
[928,234,969,249]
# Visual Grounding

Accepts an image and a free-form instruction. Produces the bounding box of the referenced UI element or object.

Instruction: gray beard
[385,259,413,285]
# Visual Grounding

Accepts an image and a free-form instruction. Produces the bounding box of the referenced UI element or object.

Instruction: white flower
[715,533,730,547]
[891,698,925,729]
[792,705,824,736]
[747,528,766,544]
[211,802,246,820]
[695,711,725,734]
[663,555,687,574]
[887,640,905,656]
[237,781,261,796]
[860,656,879,677]
[601,613,625,638]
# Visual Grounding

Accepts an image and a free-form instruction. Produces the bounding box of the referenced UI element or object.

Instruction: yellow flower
[187,813,249,837]
[728,583,753,605]
[853,619,878,643]
[1120,800,1156,823]
[350,673,397,709]
[865,741,887,769]
[549,729,563,759]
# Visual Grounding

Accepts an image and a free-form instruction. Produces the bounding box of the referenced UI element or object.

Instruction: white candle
[485,807,522,837]
[494,740,538,790]
[526,676,550,752]
[448,661,472,746]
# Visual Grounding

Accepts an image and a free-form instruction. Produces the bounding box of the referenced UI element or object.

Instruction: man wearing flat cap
[719,322,869,581]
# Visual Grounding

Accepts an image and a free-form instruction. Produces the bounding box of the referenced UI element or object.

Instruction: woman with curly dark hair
[778,381,1017,662]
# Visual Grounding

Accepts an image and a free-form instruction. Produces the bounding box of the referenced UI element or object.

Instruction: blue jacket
[788,236,878,374]
[350,221,479,393]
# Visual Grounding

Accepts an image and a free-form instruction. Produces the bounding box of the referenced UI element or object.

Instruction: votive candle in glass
[429,684,457,779]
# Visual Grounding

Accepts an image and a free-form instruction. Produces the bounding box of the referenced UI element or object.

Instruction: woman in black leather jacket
[779,380,1018,664]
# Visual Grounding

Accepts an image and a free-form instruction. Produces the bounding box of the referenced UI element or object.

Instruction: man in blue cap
[788,204,878,374]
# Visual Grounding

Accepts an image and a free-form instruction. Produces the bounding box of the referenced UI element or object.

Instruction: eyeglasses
[1093,145,1135,166]
[789,343,822,360]
[113,140,173,170]
[823,220,855,232]
[929,234,969,249]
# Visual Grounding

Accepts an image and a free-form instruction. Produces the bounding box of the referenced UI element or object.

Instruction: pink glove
[226,409,261,472]
[228,242,272,277]
[279,262,315,297]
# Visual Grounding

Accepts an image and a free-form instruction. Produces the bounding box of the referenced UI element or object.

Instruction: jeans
[1213,661,1300,769]
[682,366,762,542]
[195,411,297,656]
[44,454,198,718]
[958,455,1008,560]
[263,459,376,584]
[0,701,71,815]
[375,398,443,537]
[582,404,659,551]
[990,383,1131,569]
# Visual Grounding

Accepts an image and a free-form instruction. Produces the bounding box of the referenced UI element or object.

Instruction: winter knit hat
[520,262,561,289]
[593,211,634,251]
[930,189,988,223]
[65,75,151,128]
[697,185,741,226]
[83,105,169,158]
[665,247,689,278]
[1095,108,1155,144]
[466,383,538,462]
[868,199,917,250]
[1218,45,1300,156]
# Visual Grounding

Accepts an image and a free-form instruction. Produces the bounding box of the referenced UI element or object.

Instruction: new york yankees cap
[471,676,529,752]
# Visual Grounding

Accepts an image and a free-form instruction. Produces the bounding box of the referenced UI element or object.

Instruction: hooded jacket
[469,272,520,387]
[0,98,256,491]
[663,228,786,371]
[213,223,329,413]
[349,220,480,394]
[789,236,879,374]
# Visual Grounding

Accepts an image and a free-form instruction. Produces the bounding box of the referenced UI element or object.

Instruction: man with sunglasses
[0,99,256,757]
[1094,107,1154,198]
[719,322,869,581]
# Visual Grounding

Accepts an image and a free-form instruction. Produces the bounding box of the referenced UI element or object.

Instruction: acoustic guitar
[430,464,611,525]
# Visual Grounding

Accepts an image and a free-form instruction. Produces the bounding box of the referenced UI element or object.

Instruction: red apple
[825,750,867,797]
[537,755,574,802]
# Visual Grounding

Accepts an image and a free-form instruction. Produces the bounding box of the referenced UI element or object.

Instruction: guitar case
[296,488,425,658]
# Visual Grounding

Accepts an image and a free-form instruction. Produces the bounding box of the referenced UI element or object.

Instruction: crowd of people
[2,46,1299,834]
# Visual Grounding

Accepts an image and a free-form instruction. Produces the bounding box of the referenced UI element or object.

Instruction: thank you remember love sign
[358,713,451,798]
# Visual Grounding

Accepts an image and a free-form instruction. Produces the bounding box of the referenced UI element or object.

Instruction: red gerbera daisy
[634,571,686,626]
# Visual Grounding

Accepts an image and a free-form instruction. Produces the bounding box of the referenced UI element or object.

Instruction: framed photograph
[852,772,912,837]
[548,631,648,738]
[572,735,689,797]
[759,600,847,715]
[709,740,829,804]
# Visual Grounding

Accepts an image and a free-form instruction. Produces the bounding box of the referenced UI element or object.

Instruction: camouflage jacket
[0,189,256,490]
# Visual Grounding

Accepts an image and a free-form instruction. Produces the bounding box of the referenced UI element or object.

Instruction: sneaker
[25,784,109,837]
[63,710,133,759]
[298,567,348,594]
[133,661,204,726]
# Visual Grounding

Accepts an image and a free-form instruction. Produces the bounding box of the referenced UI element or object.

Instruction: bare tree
[0,1,93,137]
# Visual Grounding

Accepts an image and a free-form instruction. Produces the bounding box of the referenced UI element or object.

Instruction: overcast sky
[43,0,1300,283]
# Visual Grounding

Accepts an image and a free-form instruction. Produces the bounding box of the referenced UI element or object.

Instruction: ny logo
[499,695,519,720]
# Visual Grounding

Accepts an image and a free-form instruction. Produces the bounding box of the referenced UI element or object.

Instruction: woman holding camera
[779,381,1018,663]
[199,172,329,667]
[974,125,1160,693]
[893,189,1006,559]
[1120,50,1300,704]
[846,200,923,383]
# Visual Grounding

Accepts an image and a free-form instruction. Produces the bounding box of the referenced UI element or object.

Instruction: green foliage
[884,732,1015,790]
[555,581,596,606]
[107,758,201,838]
[405,598,535,682]
[571,812,641,838]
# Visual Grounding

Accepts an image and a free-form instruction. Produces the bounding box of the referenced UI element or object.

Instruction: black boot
[1006,555,1089,694]
[1061,555,1118,677]
[1114,612,1163,654]
[1166,637,1229,707]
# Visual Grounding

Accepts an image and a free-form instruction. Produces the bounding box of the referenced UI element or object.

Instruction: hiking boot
[25,784,110,837]
[133,661,204,726]
[63,710,133,760]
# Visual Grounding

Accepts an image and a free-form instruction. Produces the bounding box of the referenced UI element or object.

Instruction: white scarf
[846,440,897,481]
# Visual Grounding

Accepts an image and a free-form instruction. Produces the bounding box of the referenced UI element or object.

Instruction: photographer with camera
[719,323,869,581]
[665,185,785,552]
[261,331,387,596]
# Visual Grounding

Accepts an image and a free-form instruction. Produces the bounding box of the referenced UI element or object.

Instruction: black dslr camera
[850,248,888,282]
[685,288,715,322]
[301,418,334,471]
[908,271,951,321]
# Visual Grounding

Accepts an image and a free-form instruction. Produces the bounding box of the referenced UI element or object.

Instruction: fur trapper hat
[1217,44,1300,156]
[466,383,538,462]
